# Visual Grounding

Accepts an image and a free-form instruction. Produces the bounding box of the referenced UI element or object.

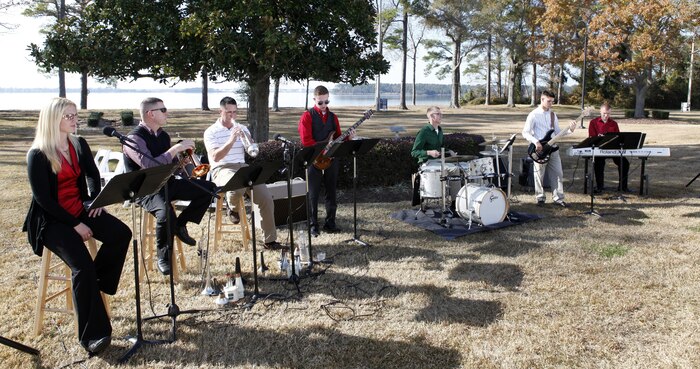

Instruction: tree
[418,0,484,108]
[0,1,29,31]
[385,9,426,106]
[27,0,103,108]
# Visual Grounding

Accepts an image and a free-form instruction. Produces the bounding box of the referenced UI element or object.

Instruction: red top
[588,116,621,137]
[298,106,341,147]
[57,143,84,218]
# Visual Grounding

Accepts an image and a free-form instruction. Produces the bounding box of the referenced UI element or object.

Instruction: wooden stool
[139,208,186,283]
[34,238,111,336]
[213,195,251,252]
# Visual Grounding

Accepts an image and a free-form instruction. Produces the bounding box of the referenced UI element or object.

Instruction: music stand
[293,143,326,272]
[574,135,617,217]
[218,161,283,300]
[89,163,179,364]
[600,132,643,200]
[325,138,380,246]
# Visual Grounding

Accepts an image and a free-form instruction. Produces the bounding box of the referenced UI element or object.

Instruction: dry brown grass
[1,104,700,368]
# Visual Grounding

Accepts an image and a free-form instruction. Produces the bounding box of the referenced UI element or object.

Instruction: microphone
[103,126,136,144]
[273,133,294,145]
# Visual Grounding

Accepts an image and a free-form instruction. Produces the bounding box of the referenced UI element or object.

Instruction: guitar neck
[325,111,371,148]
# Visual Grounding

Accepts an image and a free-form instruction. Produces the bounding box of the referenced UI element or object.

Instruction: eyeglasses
[149,107,168,113]
[62,113,78,120]
[316,100,330,106]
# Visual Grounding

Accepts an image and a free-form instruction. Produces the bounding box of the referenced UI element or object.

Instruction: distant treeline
[333,83,472,96]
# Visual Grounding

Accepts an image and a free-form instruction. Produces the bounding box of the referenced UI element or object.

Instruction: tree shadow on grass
[472,239,541,257]
[447,262,524,289]
[105,323,463,369]
[413,285,503,327]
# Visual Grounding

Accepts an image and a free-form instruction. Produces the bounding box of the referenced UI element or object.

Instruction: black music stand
[600,132,644,200]
[575,135,617,217]
[89,163,179,364]
[293,143,325,272]
[325,138,380,246]
[218,161,283,301]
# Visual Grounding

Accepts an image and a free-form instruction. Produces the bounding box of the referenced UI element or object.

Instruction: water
[0,91,450,110]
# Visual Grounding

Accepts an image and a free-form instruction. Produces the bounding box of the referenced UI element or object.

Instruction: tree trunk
[201,67,210,111]
[247,74,271,142]
[272,77,280,112]
[58,0,66,98]
[412,48,417,106]
[485,35,491,106]
[399,9,408,110]
[507,55,517,107]
[451,40,461,108]
[530,62,537,107]
[496,51,503,98]
[80,69,87,109]
[634,71,650,118]
[557,61,564,105]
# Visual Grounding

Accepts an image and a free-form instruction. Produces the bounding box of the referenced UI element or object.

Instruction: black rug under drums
[390,209,543,240]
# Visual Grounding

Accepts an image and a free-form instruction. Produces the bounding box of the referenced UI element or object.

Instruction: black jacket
[23,136,100,256]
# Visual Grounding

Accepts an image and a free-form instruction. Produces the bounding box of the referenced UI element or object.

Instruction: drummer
[411,106,461,205]
[411,106,453,165]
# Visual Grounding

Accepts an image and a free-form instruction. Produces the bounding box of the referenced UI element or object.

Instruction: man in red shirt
[297,85,353,237]
[588,102,630,193]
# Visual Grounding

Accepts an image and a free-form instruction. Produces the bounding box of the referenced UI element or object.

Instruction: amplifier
[253,179,307,227]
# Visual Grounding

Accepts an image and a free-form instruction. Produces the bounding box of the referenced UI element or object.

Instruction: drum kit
[417,134,517,227]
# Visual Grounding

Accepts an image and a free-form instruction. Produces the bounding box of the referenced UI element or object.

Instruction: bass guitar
[313,109,374,170]
[527,107,592,164]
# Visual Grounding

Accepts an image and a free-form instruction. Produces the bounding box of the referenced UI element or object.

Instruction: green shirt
[411,123,443,164]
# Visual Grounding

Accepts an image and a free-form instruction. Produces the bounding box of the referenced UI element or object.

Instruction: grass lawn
[1,103,699,368]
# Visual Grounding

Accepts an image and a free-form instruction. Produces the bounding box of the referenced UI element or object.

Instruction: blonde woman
[23,97,130,354]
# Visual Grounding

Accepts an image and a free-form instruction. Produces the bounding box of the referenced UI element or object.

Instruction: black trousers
[593,156,630,190]
[307,159,340,228]
[138,177,216,258]
[42,211,130,347]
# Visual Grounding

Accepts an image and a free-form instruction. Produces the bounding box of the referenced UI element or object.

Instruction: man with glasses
[203,96,285,250]
[298,85,354,237]
[123,97,216,275]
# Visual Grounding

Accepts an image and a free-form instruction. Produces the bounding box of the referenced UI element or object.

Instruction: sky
[0,6,446,91]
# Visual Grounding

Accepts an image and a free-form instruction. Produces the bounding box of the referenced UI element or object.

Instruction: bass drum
[455,184,509,225]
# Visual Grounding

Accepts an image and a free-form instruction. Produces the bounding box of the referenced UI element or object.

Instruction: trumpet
[240,129,259,157]
[179,148,210,178]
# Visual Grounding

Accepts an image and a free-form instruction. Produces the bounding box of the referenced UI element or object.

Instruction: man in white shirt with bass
[203,96,285,250]
[522,90,577,208]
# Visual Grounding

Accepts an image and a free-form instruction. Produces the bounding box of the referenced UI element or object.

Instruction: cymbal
[479,139,511,146]
[444,155,477,162]
[479,150,498,157]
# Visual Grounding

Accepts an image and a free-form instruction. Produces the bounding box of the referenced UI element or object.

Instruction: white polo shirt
[203,118,250,169]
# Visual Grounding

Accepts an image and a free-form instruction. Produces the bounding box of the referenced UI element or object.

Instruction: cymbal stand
[493,145,502,188]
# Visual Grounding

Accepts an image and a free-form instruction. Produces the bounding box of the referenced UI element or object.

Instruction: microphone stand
[282,142,301,287]
[117,138,219,359]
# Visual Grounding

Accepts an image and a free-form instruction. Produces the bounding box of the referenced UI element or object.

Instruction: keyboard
[568,147,671,157]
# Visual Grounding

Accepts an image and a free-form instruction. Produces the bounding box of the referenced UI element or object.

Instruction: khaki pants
[533,151,565,202]
[211,163,277,243]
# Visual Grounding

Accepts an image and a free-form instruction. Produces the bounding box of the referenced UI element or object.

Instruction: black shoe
[323,224,341,233]
[157,256,171,275]
[310,226,320,237]
[176,225,196,246]
[227,209,240,224]
[593,188,604,194]
[536,199,545,207]
[263,241,286,250]
[554,200,568,208]
[86,336,111,354]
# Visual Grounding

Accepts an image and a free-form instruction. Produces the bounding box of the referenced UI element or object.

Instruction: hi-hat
[444,155,477,162]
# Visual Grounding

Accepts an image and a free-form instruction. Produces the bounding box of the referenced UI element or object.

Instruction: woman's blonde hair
[28,97,80,174]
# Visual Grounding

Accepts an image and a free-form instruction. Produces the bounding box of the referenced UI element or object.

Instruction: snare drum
[455,184,508,225]
[419,161,461,199]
